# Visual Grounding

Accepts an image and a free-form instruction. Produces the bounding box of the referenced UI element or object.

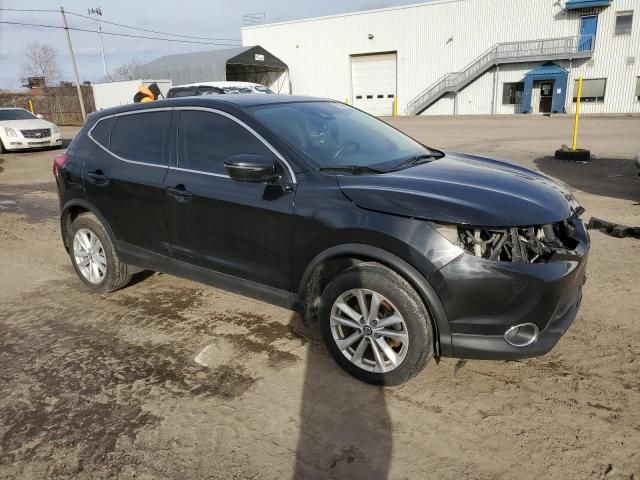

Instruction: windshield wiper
[390,152,444,171]
[319,165,384,174]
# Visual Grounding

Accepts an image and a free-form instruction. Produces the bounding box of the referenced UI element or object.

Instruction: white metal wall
[241,0,640,115]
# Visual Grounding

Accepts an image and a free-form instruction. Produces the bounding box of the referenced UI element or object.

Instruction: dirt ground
[1,116,639,480]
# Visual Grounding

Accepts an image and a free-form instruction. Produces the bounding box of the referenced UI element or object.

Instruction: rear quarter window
[168,88,197,98]
[108,111,171,165]
[89,117,116,148]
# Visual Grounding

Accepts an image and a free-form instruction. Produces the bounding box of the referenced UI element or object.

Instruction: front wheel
[319,262,434,385]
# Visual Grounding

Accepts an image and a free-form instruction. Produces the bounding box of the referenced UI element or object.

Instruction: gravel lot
[1,116,639,480]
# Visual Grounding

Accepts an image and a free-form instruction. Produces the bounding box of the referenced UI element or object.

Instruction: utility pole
[88,7,108,77]
[60,6,87,122]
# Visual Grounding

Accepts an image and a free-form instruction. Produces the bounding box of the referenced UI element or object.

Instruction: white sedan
[0,108,62,153]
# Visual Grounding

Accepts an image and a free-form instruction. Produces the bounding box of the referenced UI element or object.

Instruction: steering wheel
[332,141,360,161]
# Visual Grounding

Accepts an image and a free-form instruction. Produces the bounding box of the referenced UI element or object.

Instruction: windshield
[0,109,37,121]
[249,101,432,169]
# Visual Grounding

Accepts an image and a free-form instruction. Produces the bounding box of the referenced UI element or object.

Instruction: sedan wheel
[73,228,107,284]
[330,288,410,373]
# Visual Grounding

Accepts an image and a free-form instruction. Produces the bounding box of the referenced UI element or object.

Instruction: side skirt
[118,241,298,310]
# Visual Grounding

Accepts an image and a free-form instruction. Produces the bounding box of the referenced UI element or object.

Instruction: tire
[554,148,591,162]
[0,138,6,154]
[68,213,132,293]
[319,262,434,385]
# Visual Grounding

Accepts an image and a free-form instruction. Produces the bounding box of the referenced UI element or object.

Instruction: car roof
[170,81,263,89]
[92,94,333,118]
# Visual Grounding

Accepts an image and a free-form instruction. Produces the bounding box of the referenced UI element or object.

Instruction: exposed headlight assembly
[4,127,18,137]
[434,222,578,264]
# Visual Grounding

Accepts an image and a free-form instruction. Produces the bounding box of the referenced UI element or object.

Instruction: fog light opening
[504,323,539,348]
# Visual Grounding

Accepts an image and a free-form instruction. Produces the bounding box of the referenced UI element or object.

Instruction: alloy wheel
[330,288,409,373]
[73,228,107,284]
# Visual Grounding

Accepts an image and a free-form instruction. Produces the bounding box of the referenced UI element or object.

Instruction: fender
[60,198,119,253]
[297,243,453,356]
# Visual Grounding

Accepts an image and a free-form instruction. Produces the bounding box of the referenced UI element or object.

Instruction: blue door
[579,15,597,51]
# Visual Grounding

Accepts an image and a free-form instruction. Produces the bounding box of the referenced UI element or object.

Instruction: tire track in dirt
[0,277,304,477]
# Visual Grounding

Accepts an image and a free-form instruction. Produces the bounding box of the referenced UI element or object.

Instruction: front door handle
[86,170,110,186]
[167,185,193,203]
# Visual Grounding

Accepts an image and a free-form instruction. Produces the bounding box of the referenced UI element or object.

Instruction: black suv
[54,96,589,385]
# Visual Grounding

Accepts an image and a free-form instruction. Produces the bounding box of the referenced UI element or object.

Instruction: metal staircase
[406,36,594,115]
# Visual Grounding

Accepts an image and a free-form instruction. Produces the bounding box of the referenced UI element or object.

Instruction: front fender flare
[297,243,452,356]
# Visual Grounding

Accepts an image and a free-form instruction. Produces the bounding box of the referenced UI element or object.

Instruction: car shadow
[534,156,640,203]
[289,312,392,479]
[127,270,157,287]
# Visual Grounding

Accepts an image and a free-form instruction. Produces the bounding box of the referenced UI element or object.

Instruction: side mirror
[224,154,277,183]
[36,114,44,119]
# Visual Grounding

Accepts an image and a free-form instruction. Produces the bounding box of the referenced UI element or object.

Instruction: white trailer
[92,79,172,111]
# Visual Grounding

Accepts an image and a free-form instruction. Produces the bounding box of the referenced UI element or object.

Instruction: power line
[65,10,241,42]
[0,20,242,46]
[0,8,59,13]
[0,7,242,43]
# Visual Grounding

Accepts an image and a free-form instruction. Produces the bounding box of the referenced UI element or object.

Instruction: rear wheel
[319,262,434,385]
[68,213,132,292]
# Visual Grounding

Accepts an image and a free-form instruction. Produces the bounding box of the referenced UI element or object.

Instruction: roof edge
[241,0,467,31]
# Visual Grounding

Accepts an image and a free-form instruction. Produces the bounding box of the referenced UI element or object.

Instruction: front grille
[21,128,50,139]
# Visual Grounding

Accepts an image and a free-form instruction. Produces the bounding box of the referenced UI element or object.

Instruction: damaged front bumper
[430,217,589,360]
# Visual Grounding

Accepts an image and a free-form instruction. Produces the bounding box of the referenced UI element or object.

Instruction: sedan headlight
[4,127,18,137]
[51,124,60,135]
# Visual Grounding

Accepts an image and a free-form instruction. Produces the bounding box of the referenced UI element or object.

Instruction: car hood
[0,119,55,130]
[337,151,577,227]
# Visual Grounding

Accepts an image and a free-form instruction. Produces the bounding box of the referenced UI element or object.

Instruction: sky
[0,0,420,89]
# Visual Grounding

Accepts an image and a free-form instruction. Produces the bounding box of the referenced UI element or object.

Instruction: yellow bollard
[28,99,35,114]
[345,97,349,105]
[393,96,398,117]
[572,77,583,151]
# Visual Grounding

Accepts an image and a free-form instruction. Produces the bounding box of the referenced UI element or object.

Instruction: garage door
[351,53,397,116]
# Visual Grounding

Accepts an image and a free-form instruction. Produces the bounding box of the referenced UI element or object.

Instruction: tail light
[53,154,69,177]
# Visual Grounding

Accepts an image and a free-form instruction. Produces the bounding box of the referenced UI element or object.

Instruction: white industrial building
[241,0,640,116]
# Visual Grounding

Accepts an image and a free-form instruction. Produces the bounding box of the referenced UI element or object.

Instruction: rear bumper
[431,218,589,360]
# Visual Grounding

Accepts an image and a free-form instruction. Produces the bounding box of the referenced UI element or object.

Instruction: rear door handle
[86,170,110,186]
[167,185,193,203]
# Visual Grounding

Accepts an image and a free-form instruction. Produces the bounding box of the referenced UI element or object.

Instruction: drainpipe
[568,59,573,114]
[491,64,499,115]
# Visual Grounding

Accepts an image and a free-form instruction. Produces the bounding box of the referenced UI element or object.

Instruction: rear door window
[109,111,171,165]
[177,110,274,175]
